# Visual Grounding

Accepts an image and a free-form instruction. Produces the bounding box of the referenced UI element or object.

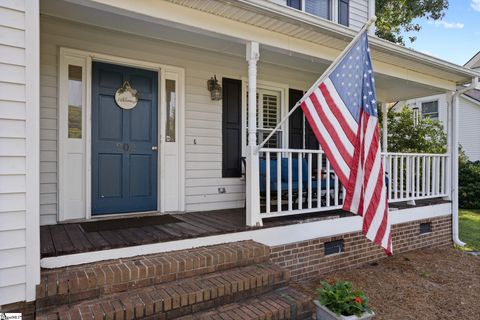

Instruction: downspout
[451,77,478,246]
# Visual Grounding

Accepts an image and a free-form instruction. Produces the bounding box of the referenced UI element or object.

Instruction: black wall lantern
[207,75,222,101]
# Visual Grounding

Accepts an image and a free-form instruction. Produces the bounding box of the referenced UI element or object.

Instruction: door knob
[151,146,158,151]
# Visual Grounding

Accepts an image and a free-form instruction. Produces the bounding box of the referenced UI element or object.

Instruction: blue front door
[91,62,158,215]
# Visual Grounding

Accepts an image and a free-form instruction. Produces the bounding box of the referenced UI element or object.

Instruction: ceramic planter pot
[314,300,375,320]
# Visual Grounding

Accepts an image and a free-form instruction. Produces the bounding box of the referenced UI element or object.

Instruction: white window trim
[241,79,289,157]
[58,47,186,221]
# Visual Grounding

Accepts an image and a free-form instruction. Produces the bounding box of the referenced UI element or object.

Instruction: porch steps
[36,240,270,310]
[176,287,313,320]
[35,241,314,319]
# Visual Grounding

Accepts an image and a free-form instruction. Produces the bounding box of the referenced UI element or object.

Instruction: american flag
[300,31,392,255]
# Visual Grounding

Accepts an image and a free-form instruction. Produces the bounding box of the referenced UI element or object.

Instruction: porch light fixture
[207,75,222,101]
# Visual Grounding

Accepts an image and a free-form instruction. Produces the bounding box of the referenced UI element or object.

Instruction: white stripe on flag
[313,87,354,156]
[304,98,351,179]
[366,182,387,241]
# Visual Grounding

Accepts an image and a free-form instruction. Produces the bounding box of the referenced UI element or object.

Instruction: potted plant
[314,280,375,320]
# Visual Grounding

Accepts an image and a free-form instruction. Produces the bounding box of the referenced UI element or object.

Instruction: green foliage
[317,281,371,317]
[459,209,480,251]
[375,0,448,45]
[459,150,480,209]
[380,107,446,153]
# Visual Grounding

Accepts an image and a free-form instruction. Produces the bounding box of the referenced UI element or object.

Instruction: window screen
[305,0,330,20]
[421,101,439,120]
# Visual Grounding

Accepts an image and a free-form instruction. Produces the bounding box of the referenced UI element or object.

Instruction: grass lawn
[459,209,480,251]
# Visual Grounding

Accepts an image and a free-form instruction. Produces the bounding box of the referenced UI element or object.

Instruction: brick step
[176,286,313,320]
[36,263,289,319]
[36,240,270,309]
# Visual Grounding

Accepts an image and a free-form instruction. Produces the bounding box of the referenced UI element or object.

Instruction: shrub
[459,149,480,209]
[317,280,371,317]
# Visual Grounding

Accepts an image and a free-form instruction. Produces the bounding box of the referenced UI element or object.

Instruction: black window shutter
[288,89,304,149]
[287,0,302,10]
[222,78,242,178]
[338,0,349,26]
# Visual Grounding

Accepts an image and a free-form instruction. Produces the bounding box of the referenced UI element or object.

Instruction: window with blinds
[246,89,282,148]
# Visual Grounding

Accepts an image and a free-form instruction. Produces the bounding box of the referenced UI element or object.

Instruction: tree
[379,107,447,153]
[375,0,448,45]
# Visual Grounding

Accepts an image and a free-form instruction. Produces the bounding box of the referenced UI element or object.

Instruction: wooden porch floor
[40,198,449,258]
[40,208,348,258]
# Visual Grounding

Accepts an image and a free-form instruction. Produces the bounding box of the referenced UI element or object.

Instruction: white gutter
[451,77,479,246]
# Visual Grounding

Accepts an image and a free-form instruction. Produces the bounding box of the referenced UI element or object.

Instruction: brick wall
[269,215,452,281]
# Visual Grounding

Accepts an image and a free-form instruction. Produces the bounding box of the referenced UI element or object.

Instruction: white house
[1,0,479,318]
[393,51,480,161]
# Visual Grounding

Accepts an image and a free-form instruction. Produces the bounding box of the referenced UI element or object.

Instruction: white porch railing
[257,148,449,219]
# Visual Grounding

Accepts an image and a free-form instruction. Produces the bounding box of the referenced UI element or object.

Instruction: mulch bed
[295,247,480,320]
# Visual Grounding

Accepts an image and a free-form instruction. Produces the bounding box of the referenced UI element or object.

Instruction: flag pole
[256,16,377,153]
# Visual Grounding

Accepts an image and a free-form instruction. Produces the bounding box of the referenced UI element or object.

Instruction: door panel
[92,62,158,215]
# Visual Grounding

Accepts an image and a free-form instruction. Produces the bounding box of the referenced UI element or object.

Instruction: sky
[400,0,480,66]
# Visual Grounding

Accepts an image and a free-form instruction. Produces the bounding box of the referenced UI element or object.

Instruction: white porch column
[445,92,453,201]
[245,41,262,226]
[451,92,465,245]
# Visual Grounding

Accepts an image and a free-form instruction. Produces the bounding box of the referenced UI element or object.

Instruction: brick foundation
[269,215,452,281]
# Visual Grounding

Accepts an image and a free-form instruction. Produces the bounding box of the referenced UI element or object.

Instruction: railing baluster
[277,151,281,212]
[432,156,437,196]
[388,155,392,200]
[317,152,322,208]
[288,153,292,212]
[406,156,410,199]
[426,156,431,196]
[298,152,303,210]
[400,156,404,199]
[326,159,331,207]
[334,172,339,206]
[308,153,312,209]
[393,156,398,200]
[266,151,270,214]
[441,156,445,195]
[415,156,420,197]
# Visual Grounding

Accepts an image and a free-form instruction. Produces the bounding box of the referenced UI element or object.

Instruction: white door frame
[58,47,185,221]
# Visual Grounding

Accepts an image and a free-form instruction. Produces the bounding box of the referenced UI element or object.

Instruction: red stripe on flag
[373,197,389,245]
[309,91,353,166]
[301,101,349,185]
[319,83,356,144]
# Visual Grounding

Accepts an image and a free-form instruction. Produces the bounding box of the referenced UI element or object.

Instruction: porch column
[245,41,262,226]
[445,92,452,201]
[381,102,388,153]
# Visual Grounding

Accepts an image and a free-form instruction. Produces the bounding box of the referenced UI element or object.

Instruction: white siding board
[0,44,25,65]
[0,157,24,174]
[0,265,26,287]
[0,229,26,250]
[0,82,25,101]
[0,63,25,83]
[349,0,369,30]
[0,174,25,193]
[0,193,25,212]
[0,284,25,304]
[0,211,25,231]
[0,137,25,156]
[0,118,25,138]
[0,100,26,120]
[458,97,480,161]
[0,247,25,269]
[0,0,25,11]
[0,6,25,30]
[0,24,24,47]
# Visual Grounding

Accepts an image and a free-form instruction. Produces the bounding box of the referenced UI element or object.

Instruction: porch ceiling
[42,0,479,101]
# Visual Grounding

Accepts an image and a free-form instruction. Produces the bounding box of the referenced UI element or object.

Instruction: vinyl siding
[0,0,28,306]
[40,16,317,224]
[349,0,369,30]
[458,96,480,161]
